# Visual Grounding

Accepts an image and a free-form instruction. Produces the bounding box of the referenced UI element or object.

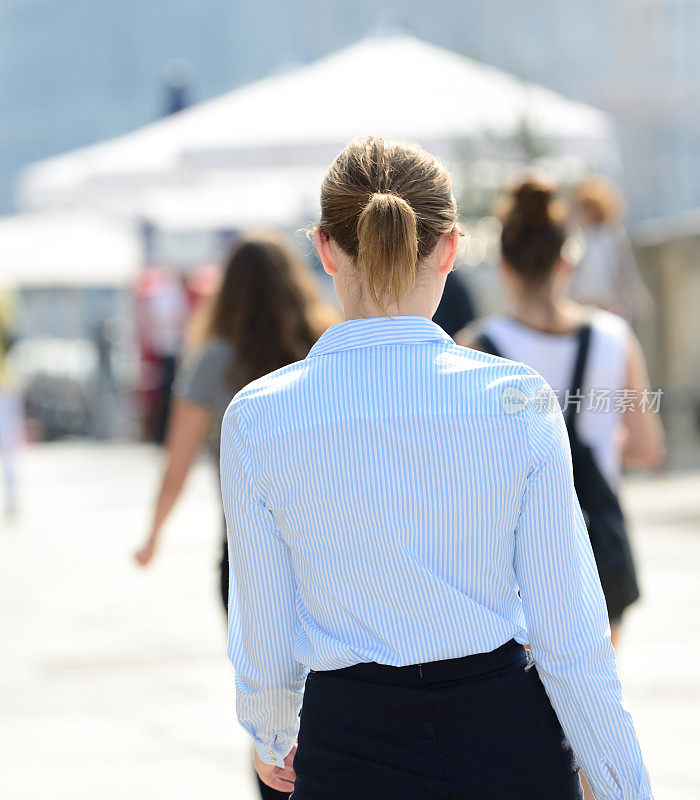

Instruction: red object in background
[184,262,222,311]
[133,266,189,442]
[132,263,222,442]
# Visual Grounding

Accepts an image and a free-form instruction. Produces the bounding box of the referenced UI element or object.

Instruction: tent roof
[0,208,143,286]
[17,33,613,211]
[183,34,611,159]
[125,167,325,230]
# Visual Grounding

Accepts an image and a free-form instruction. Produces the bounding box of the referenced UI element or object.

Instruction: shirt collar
[307,315,454,358]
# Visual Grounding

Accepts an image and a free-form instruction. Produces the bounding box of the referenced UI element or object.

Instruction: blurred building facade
[1,0,699,222]
[634,213,700,467]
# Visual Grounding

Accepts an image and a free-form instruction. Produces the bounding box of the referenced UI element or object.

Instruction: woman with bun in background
[134,230,338,800]
[221,137,655,799]
[457,175,664,798]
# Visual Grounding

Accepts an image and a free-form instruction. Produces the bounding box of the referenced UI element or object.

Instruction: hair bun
[510,180,555,227]
[499,172,566,285]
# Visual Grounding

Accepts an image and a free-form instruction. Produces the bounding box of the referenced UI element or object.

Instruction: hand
[254,744,297,794]
[134,537,157,567]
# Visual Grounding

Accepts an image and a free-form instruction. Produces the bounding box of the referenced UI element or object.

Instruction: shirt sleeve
[220,402,307,768]
[514,376,653,800]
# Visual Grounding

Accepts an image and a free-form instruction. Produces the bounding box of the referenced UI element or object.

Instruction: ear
[313,229,338,276]
[437,227,460,274]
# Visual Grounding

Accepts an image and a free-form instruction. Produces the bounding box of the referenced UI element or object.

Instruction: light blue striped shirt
[220,315,652,800]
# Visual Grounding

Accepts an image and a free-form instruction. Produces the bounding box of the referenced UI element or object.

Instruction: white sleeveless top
[481,309,630,489]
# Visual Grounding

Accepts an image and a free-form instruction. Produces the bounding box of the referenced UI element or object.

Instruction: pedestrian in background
[431,270,477,335]
[221,136,655,800]
[134,268,190,443]
[134,230,338,800]
[569,175,654,325]
[457,174,665,655]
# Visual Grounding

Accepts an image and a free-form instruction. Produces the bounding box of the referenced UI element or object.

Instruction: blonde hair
[318,136,458,309]
[575,175,624,224]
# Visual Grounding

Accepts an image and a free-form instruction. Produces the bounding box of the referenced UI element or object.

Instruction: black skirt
[290,639,582,800]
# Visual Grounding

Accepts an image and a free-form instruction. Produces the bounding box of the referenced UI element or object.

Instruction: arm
[620,331,665,469]
[514,379,653,800]
[220,403,306,790]
[134,398,209,565]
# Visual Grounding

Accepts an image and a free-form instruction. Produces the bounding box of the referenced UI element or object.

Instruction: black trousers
[220,536,291,800]
[291,639,582,800]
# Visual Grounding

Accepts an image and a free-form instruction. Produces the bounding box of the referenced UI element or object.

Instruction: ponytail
[319,136,457,310]
[357,193,418,310]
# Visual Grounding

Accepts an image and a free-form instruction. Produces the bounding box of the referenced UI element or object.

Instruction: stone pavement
[1,442,698,799]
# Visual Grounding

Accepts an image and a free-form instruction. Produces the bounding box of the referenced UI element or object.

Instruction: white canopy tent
[0,208,143,287]
[119,167,324,231]
[16,33,616,224]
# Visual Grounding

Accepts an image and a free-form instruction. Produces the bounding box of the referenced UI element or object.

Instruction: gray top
[172,337,237,465]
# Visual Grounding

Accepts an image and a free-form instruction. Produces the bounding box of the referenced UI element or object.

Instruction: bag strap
[565,322,592,433]
[473,331,503,359]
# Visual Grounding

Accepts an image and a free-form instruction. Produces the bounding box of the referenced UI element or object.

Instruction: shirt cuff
[253,736,295,769]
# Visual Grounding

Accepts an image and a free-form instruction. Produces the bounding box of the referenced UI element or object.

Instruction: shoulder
[510,362,568,469]
[588,307,631,358]
[589,306,628,337]
[174,337,234,402]
[589,308,649,391]
[454,349,566,450]
[441,340,553,412]
[222,358,309,432]
[179,337,233,374]
[469,352,564,471]
[440,333,544,379]
[195,336,234,363]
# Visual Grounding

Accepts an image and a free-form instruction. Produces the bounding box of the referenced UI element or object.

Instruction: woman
[221,137,655,799]
[134,230,338,800]
[456,175,665,650]
[568,175,653,324]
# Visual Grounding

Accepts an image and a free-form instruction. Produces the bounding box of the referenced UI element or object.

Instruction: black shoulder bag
[564,323,640,620]
[475,326,640,621]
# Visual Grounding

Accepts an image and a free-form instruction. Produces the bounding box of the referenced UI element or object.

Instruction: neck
[342,301,433,321]
[510,290,582,334]
[342,287,440,320]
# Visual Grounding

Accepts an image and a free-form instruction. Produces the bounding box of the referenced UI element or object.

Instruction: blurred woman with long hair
[134,230,338,800]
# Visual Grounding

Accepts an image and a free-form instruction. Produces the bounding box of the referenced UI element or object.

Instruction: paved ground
[1,442,698,799]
